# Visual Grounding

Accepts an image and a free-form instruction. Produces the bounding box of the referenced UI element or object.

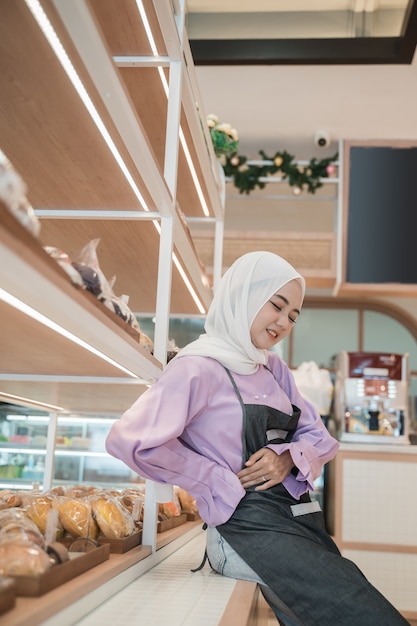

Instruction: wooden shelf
[0,0,220,317]
[0,4,222,615]
[0,0,224,412]
[0,521,203,626]
[0,203,162,411]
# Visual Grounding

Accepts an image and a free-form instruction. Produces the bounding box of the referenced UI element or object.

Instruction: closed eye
[269,299,298,324]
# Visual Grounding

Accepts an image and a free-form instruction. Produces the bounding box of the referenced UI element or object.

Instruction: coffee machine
[335,351,409,444]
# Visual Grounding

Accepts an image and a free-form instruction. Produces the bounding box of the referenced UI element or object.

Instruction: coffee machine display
[335,351,409,444]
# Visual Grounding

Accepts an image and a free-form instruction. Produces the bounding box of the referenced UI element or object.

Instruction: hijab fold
[176,251,305,375]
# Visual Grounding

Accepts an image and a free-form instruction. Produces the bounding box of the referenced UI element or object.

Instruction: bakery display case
[0,410,133,490]
[0,2,224,622]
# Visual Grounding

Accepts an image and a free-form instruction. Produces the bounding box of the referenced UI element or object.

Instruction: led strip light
[0,287,140,378]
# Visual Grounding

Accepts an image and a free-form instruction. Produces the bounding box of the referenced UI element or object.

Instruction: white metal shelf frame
[46,0,224,551]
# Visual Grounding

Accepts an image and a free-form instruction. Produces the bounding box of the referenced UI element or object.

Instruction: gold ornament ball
[274,156,283,167]
[230,156,240,166]
[292,186,302,196]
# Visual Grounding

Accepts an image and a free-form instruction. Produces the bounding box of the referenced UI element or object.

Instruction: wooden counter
[328,443,417,620]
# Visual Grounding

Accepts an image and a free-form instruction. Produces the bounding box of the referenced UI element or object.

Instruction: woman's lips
[266,328,278,339]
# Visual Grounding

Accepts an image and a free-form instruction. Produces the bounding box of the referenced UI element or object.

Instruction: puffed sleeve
[266,354,339,497]
[105,357,245,526]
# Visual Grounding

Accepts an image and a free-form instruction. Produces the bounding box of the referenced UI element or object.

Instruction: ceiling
[186,0,416,64]
[186,0,417,156]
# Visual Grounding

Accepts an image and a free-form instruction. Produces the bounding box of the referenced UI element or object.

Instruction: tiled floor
[73,533,239,626]
[70,530,416,626]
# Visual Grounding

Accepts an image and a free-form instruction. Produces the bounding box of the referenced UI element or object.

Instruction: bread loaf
[58,498,99,539]
[90,494,134,539]
[0,540,52,576]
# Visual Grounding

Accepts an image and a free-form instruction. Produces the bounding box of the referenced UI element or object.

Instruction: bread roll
[58,498,99,539]
[119,490,144,522]
[23,494,65,540]
[176,487,198,514]
[161,489,182,518]
[0,507,29,528]
[90,495,134,539]
[0,490,22,510]
[0,540,52,576]
[23,495,52,535]
[0,519,45,549]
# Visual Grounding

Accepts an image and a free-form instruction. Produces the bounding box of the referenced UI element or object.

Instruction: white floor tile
[74,533,237,626]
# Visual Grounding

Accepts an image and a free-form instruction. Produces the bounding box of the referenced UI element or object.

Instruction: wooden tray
[157,512,187,533]
[98,530,142,553]
[59,530,142,554]
[0,577,16,616]
[11,544,110,597]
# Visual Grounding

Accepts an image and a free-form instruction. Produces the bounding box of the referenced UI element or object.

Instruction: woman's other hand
[237,448,295,490]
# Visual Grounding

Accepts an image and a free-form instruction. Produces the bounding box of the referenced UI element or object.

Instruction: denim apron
[216,367,409,626]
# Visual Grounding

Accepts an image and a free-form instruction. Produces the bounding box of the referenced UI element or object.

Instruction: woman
[106,251,408,625]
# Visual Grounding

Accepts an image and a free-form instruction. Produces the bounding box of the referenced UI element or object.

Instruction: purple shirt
[106,354,339,527]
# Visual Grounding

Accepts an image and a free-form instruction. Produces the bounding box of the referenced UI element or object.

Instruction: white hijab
[176,251,306,375]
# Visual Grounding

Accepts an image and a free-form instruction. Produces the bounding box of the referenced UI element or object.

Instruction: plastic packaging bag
[0,149,40,237]
[292,361,333,416]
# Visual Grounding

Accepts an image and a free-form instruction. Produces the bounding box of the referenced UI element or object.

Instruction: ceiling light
[0,393,65,412]
[24,0,149,212]
[136,1,210,218]
[0,288,140,378]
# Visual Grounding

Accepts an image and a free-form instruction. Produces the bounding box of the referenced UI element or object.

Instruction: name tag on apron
[266,428,288,441]
[290,500,321,517]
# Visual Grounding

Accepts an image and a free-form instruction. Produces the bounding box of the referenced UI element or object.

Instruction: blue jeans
[206,527,303,625]
[206,526,264,583]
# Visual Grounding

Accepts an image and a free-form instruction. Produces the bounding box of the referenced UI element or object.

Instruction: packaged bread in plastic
[64,485,97,499]
[21,493,65,540]
[0,149,40,237]
[0,538,52,576]
[0,516,45,549]
[118,488,145,524]
[159,488,182,519]
[90,493,135,539]
[0,490,22,510]
[58,498,99,539]
[176,487,199,515]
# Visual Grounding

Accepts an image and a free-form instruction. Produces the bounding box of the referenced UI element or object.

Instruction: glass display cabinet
[0,407,135,491]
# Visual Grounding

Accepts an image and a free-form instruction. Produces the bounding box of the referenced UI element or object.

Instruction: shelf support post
[43,411,58,491]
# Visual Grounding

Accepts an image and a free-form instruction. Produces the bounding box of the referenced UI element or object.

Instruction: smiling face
[249,279,303,350]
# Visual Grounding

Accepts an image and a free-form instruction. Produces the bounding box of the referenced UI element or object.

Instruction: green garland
[222,149,338,195]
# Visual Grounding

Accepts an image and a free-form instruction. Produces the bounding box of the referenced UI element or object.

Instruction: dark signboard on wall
[347,146,417,284]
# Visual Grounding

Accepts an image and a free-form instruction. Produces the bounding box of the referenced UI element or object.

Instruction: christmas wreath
[207,115,338,196]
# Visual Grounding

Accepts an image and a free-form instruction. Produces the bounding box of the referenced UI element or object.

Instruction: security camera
[314,131,331,149]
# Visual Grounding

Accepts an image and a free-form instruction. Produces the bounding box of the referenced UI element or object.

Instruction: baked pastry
[58,498,99,539]
[90,494,134,539]
[0,508,28,528]
[161,489,182,519]
[0,490,22,510]
[176,487,198,515]
[0,540,52,576]
[65,485,97,499]
[23,494,65,539]
[0,518,45,549]
[119,490,145,523]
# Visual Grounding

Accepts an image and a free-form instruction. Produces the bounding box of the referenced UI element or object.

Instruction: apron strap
[223,367,245,411]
